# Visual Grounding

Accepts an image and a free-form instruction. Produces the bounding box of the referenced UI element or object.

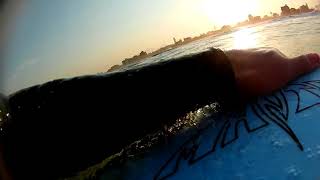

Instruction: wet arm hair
[0,48,239,179]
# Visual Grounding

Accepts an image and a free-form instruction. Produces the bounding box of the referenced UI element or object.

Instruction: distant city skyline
[1,0,320,94]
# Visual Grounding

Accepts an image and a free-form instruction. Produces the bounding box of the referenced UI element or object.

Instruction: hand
[226,48,320,98]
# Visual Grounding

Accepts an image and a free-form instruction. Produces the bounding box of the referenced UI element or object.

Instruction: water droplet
[272,140,284,148]
[307,154,313,158]
[245,160,254,168]
[286,165,302,177]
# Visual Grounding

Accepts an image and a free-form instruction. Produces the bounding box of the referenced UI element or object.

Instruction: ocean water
[125,12,320,70]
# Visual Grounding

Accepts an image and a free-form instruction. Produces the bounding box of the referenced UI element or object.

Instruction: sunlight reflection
[232,28,258,49]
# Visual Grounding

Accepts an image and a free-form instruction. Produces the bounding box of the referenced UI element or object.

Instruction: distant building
[107,64,121,72]
[290,8,300,14]
[183,37,192,42]
[248,14,262,23]
[122,51,148,65]
[262,15,272,21]
[139,51,147,56]
[281,3,313,16]
[281,4,290,16]
[255,16,261,21]
[173,37,177,44]
[248,14,254,22]
[122,58,133,65]
[236,20,249,27]
[220,25,232,32]
[299,3,311,13]
[272,13,280,18]
[299,3,308,12]
[175,39,183,45]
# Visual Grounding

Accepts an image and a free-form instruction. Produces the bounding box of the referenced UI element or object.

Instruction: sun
[200,0,259,27]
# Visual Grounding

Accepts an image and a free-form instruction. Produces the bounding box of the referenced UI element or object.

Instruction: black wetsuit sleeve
[1,48,239,179]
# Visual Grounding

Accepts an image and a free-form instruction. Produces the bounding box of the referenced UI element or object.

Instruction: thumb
[287,53,320,80]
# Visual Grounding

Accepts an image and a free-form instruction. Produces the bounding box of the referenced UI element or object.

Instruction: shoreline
[107,10,319,73]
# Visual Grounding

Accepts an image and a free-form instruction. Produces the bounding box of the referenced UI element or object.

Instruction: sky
[1,0,319,94]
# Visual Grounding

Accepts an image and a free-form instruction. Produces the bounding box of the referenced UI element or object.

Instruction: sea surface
[124,12,320,70]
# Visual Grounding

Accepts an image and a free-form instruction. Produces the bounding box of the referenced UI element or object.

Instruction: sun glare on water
[200,0,259,26]
[232,27,258,49]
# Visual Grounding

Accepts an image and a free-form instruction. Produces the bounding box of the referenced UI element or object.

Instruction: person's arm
[0,47,319,179]
[0,144,12,180]
[0,94,12,180]
[1,48,239,179]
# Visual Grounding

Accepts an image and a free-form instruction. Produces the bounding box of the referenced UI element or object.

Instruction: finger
[288,53,320,80]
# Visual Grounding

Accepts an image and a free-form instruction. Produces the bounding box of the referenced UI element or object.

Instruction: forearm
[0,145,12,180]
[2,48,239,178]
